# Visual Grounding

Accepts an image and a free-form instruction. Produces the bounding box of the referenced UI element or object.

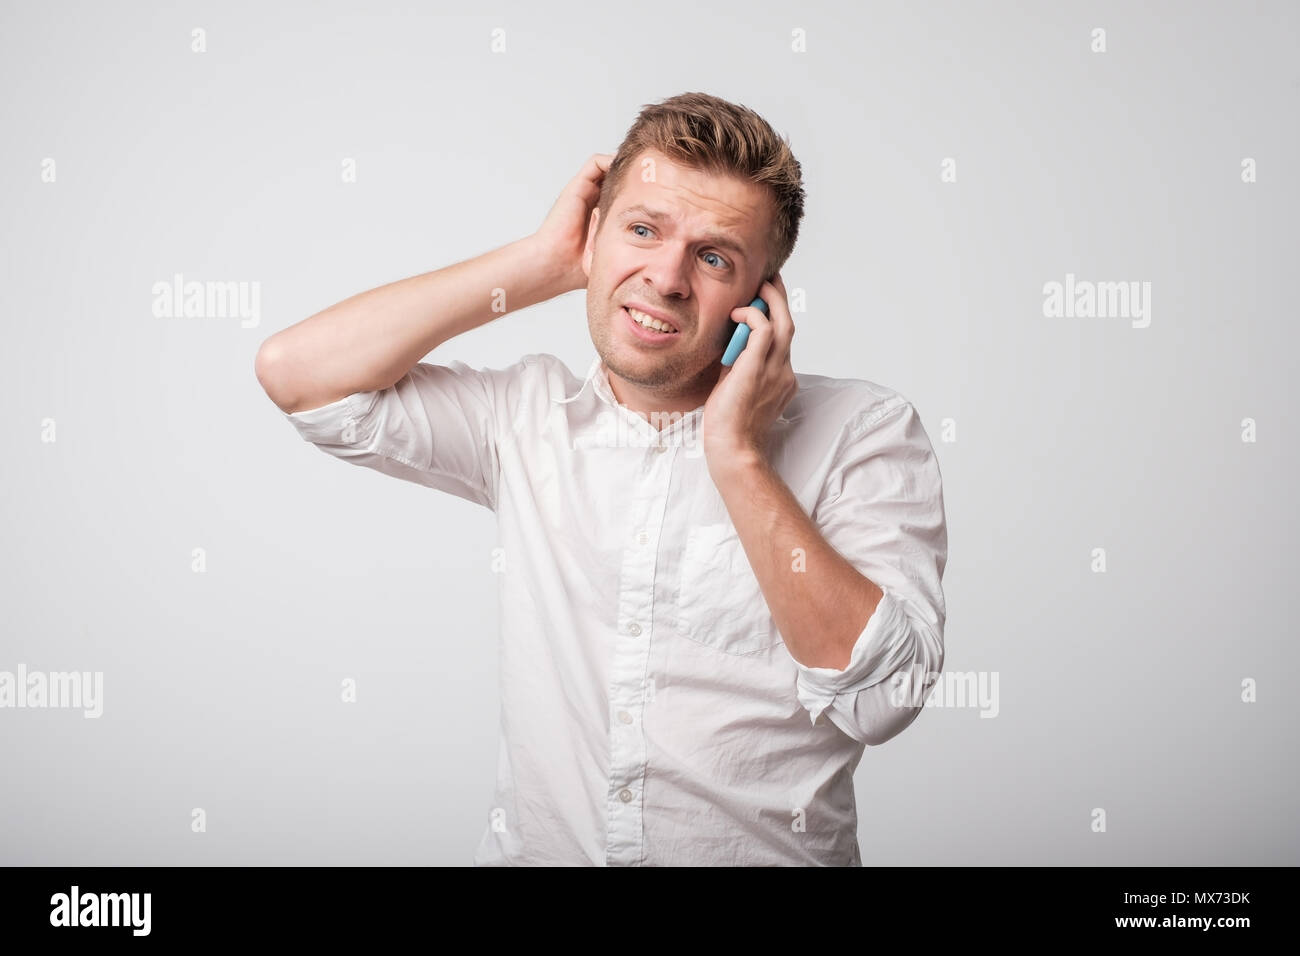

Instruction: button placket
[605,450,673,866]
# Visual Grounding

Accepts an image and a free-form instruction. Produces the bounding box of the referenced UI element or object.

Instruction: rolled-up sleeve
[282,359,517,511]
[795,396,948,746]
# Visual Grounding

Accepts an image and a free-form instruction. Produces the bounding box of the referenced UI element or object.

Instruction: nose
[637,243,692,301]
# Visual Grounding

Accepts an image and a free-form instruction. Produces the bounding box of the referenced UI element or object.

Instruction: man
[255,92,948,866]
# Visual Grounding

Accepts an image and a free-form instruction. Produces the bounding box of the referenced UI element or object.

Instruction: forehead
[613,149,771,238]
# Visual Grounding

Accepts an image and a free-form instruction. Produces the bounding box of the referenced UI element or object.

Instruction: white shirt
[282,351,947,866]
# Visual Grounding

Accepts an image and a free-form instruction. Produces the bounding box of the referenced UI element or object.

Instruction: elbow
[857,621,945,747]
[254,337,300,413]
[859,702,923,747]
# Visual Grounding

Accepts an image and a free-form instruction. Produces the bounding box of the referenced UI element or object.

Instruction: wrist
[706,442,767,483]
[522,233,583,299]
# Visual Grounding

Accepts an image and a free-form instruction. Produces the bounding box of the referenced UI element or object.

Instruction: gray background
[2,0,1296,865]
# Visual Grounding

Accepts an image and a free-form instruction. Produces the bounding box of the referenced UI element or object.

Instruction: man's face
[581,149,774,398]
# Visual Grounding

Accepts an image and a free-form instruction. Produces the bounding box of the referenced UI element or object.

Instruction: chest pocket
[675,522,785,656]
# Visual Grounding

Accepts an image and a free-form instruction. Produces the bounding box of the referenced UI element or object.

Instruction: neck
[605,363,718,430]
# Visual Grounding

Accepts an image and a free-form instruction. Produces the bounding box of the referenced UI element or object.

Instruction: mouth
[622,305,680,341]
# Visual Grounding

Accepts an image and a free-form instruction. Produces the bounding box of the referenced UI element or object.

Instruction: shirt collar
[551,354,609,406]
[550,351,793,425]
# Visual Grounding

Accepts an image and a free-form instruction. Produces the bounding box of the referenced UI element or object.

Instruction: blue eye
[629,224,728,269]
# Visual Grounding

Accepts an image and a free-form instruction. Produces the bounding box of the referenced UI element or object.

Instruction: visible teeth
[627,307,676,333]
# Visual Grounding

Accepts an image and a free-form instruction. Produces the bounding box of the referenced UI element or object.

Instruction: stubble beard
[589,300,718,398]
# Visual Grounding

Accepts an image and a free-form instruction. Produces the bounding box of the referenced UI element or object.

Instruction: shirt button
[617,710,632,724]
[635,530,648,546]
[618,788,634,803]
[626,622,641,636]
[651,444,666,454]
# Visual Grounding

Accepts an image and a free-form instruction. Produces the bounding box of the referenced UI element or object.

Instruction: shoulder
[787,369,914,438]
[508,352,589,405]
[431,352,586,432]
[427,351,573,400]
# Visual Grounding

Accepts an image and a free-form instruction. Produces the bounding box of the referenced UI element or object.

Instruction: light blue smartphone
[720,297,768,366]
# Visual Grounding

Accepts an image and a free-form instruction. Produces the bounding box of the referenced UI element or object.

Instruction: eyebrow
[615,204,749,259]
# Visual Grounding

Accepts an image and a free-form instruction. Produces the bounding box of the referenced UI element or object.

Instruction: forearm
[255,235,566,414]
[712,453,883,671]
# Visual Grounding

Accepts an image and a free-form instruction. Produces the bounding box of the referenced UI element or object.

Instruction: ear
[581,207,601,279]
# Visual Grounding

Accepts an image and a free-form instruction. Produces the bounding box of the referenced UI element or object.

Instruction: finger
[773,272,788,299]
[573,154,615,200]
[732,299,774,364]
[759,278,795,369]
[587,153,614,184]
